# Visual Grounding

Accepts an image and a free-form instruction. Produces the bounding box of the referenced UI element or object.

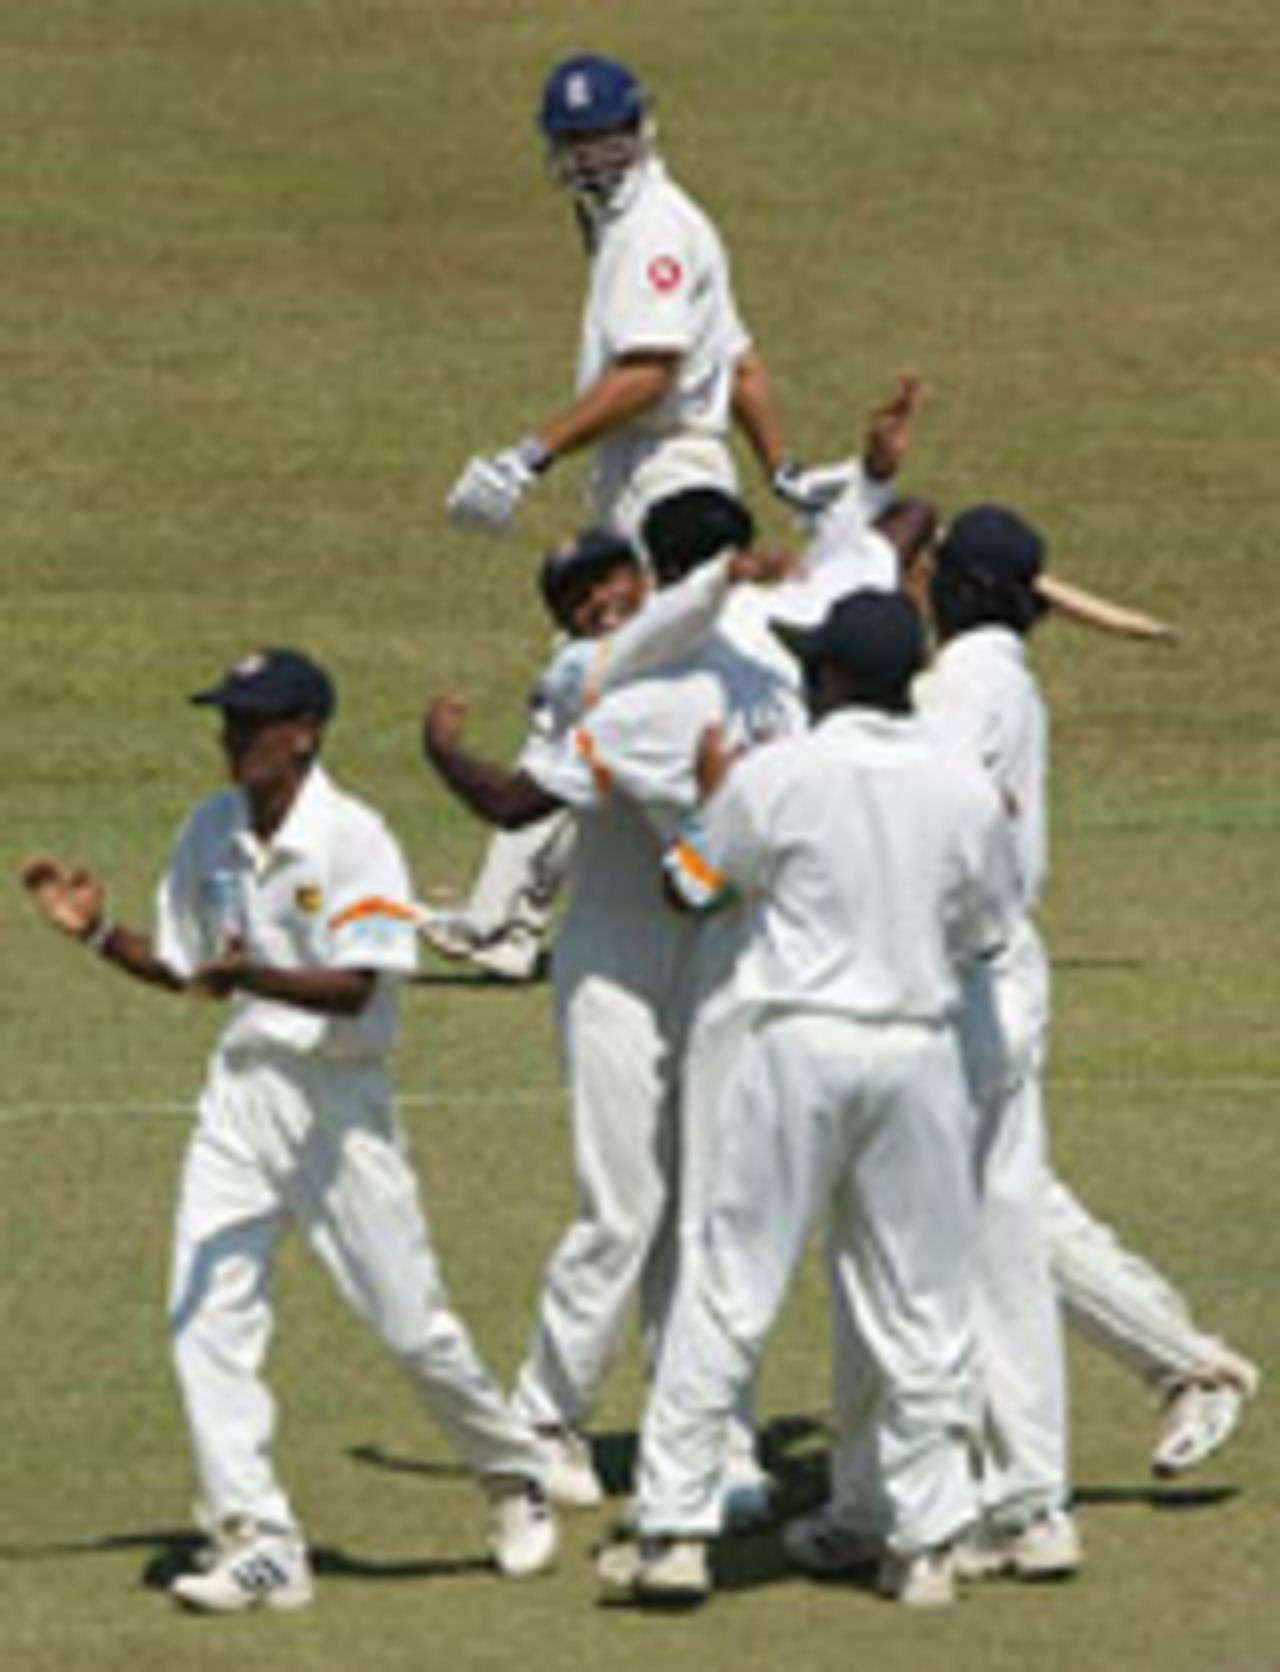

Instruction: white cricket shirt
[154,763,419,1062]
[915,627,1048,912]
[579,159,751,520]
[697,709,1019,1023]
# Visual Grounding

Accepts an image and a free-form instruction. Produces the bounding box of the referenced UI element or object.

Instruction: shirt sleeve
[600,214,700,359]
[697,751,772,897]
[153,812,214,979]
[584,560,731,706]
[325,819,419,976]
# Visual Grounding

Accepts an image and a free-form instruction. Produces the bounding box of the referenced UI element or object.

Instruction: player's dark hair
[929,566,1046,640]
[641,488,755,587]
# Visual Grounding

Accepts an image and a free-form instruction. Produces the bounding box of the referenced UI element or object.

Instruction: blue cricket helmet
[538,54,646,137]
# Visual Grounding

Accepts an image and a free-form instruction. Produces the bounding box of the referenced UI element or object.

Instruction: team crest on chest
[294,883,323,914]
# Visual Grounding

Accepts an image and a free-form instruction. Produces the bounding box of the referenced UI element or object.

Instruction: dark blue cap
[772,589,925,696]
[539,55,645,136]
[191,647,336,721]
[935,504,1045,589]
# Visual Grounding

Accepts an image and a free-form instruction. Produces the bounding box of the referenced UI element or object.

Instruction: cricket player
[423,506,805,1514]
[597,590,1021,1609]
[20,649,557,1612]
[446,51,852,543]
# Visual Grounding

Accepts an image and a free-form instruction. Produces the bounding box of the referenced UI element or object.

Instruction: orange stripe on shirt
[329,896,420,932]
[669,839,725,897]
[575,726,613,794]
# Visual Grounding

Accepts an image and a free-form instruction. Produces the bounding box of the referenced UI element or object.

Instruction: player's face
[220,711,319,796]
[567,562,648,638]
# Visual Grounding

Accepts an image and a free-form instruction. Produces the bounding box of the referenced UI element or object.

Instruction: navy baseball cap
[191,648,336,722]
[772,589,926,696]
[934,504,1046,589]
[539,55,645,136]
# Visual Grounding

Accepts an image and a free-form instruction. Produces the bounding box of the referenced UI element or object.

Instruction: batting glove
[446,437,551,533]
[770,457,861,518]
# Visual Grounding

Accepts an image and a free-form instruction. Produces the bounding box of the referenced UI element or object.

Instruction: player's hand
[446,437,550,532]
[191,939,251,1001]
[726,543,802,587]
[694,721,742,801]
[863,372,926,482]
[423,696,467,763]
[770,457,861,517]
[19,855,106,940]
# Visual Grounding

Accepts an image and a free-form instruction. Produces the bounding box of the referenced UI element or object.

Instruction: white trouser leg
[275,1059,543,1483]
[637,1014,979,1554]
[513,919,689,1429]
[169,1110,295,1532]
[458,812,575,941]
[675,920,762,1466]
[1046,1174,1225,1390]
[823,1023,981,1556]
[963,936,1069,1523]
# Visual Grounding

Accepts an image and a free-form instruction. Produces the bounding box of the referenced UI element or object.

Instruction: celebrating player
[20,649,557,1613]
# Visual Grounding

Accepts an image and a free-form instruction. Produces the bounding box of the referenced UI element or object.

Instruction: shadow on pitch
[1073,1481,1240,1511]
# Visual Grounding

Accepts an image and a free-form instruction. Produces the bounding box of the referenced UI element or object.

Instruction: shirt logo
[647,255,683,293]
[295,884,323,914]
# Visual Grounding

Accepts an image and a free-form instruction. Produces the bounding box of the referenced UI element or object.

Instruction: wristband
[84,917,116,955]
[516,435,554,476]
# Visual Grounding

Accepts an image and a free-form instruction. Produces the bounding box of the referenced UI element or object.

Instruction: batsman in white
[597,590,1021,1609]
[433,50,854,982]
[19,649,557,1614]
[446,51,850,543]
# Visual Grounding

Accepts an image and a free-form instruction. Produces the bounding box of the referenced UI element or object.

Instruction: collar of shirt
[933,624,1028,678]
[230,763,337,874]
[813,706,921,745]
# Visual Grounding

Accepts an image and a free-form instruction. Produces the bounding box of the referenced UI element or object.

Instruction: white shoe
[486,1479,558,1579]
[719,1455,777,1532]
[596,1537,710,1605]
[876,1545,957,1608]
[170,1523,314,1613]
[954,1510,1082,1582]
[417,909,543,982]
[1153,1354,1259,1477]
[782,1506,884,1577]
[535,1425,605,1509]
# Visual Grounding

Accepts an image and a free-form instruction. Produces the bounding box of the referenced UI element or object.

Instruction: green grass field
[2,2,1276,1668]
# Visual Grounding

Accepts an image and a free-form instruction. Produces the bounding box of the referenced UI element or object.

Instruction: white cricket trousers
[512,906,699,1431]
[1046,1174,1232,1390]
[956,921,1069,1526]
[169,1049,543,1533]
[635,1010,981,1556]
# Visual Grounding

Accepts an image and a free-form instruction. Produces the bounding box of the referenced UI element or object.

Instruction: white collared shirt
[698,709,1019,1023]
[154,763,418,1062]
[915,627,1048,912]
[579,160,751,520]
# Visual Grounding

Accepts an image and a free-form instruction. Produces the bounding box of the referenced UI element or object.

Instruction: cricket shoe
[169,1521,314,1613]
[1152,1352,1260,1478]
[876,1544,958,1608]
[596,1536,711,1607]
[417,908,543,982]
[533,1424,605,1509]
[782,1505,884,1577]
[954,1509,1082,1582]
[486,1478,558,1578]
[719,1454,777,1532]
